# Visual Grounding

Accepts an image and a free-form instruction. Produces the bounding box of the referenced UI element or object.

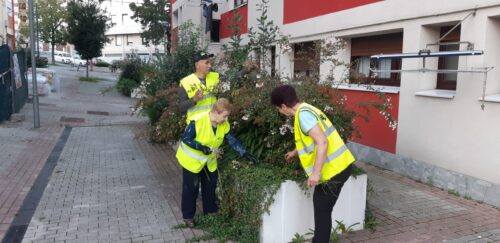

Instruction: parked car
[54,52,72,64]
[71,55,87,66]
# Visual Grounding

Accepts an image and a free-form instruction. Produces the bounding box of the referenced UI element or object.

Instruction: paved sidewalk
[341,163,500,243]
[21,126,185,243]
[0,65,148,242]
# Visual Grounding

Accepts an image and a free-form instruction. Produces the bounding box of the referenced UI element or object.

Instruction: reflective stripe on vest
[294,103,355,182]
[176,111,230,173]
[180,143,210,162]
[180,73,219,123]
[297,125,335,156]
[303,145,349,174]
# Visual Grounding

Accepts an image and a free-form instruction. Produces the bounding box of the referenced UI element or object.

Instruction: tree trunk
[51,29,55,64]
[86,61,89,78]
[51,42,55,65]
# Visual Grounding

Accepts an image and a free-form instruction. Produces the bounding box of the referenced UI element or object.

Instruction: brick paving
[340,163,500,243]
[0,122,63,240]
[21,126,185,243]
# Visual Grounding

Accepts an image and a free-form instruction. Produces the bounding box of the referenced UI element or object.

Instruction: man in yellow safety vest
[178,50,220,123]
[271,85,356,243]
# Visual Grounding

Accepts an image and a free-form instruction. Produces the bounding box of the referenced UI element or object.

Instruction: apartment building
[99,0,165,63]
[172,0,500,207]
[1,0,16,48]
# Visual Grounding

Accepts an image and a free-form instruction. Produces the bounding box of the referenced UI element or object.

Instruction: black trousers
[181,166,218,220]
[312,165,353,243]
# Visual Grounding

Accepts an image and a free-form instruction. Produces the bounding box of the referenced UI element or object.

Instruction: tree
[129,0,170,54]
[66,0,110,77]
[39,0,67,64]
[247,0,288,71]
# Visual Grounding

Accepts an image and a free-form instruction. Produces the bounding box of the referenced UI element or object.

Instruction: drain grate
[60,116,85,123]
[39,103,57,107]
[87,110,109,116]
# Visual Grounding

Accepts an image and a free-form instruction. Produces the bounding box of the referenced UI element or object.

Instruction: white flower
[255,82,264,88]
[279,125,287,135]
[389,120,398,131]
[220,82,231,92]
[270,129,276,135]
[324,105,333,113]
[242,115,249,121]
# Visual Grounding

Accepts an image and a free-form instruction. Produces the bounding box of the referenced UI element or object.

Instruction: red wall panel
[284,0,382,24]
[220,5,248,39]
[338,90,399,153]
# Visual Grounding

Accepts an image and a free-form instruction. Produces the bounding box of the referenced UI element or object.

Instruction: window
[127,35,133,46]
[271,46,276,77]
[210,20,220,42]
[436,25,460,90]
[107,37,114,46]
[122,14,128,25]
[234,0,247,7]
[115,35,122,46]
[110,14,116,26]
[294,41,320,81]
[350,32,403,86]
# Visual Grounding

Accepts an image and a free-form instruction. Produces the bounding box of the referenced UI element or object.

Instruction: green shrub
[119,59,143,84]
[116,78,138,97]
[137,21,203,126]
[79,76,98,83]
[95,61,109,67]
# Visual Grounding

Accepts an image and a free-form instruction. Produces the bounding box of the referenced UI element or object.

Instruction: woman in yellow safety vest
[270,85,355,243]
[176,98,258,227]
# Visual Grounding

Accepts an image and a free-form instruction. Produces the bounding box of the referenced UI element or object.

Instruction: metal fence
[0,45,29,123]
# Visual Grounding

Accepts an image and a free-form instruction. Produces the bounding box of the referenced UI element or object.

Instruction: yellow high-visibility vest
[179,72,219,123]
[176,112,229,173]
[294,103,355,182]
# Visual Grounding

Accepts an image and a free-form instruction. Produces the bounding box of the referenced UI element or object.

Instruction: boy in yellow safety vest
[271,85,355,243]
[176,98,258,227]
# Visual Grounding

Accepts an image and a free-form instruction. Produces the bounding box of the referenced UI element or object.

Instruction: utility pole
[35,0,40,58]
[29,0,40,128]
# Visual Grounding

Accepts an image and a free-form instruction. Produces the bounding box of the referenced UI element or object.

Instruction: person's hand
[307,172,320,187]
[200,145,212,155]
[192,90,204,102]
[244,152,259,164]
[285,150,298,162]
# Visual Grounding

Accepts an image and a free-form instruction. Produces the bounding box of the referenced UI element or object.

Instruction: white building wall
[172,0,235,54]
[0,0,7,44]
[99,0,162,63]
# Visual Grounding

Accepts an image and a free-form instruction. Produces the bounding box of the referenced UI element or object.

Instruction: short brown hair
[271,85,299,108]
[212,98,232,114]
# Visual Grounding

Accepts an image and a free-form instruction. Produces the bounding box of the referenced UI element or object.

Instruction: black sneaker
[184,219,195,228]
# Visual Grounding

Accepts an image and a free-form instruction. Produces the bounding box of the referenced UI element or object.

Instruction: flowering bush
[135,0,394,241]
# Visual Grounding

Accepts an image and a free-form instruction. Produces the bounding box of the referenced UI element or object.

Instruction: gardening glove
[199,145,212,155]
[243,152,259,164]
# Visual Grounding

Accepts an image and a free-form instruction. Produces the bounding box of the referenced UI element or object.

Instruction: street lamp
[29,0,40,128]
[159,21,169,54]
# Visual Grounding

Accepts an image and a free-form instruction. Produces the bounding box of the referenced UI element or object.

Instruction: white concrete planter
[261,174,367,243]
